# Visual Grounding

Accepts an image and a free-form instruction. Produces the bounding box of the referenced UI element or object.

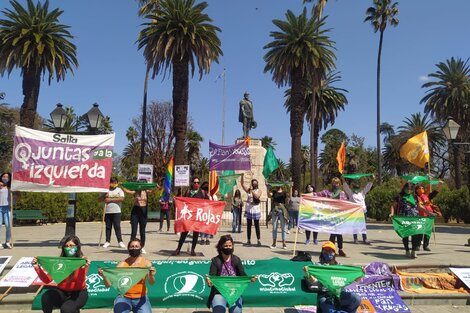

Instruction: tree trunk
[172,59,189,167]
[20,67,41,128]
[310,90,316,188]
[376,30,384,184]
[140,65,150,164]
[453,143,462,189]
[313,120,320,188]
[290,69,306,192]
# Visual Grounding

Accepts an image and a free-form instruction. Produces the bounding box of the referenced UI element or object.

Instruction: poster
[345,288,410,313]
[450,268,470,290]
[0,257,37,287]
[174,165,190,187]
[137,164,153,183]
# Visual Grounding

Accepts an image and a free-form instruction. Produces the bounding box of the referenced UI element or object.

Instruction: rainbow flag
[298,195,366,234]
[163,156,173,201]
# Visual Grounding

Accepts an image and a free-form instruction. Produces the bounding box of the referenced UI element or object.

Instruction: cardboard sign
[174,165,190,187]
[0,257,37,287]
[137,164,153,183]
[450,268,470,290]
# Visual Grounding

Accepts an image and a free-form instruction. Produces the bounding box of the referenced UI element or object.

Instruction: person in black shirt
[270,186,289,249]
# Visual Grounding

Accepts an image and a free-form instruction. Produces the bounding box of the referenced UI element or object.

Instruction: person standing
[99,177,125,249]
[231,190,243,233]
[32,235,90,313]
[313,178,348,257]
[415,183,441,251]
[303,184,317,244]
[121,181,158,254]
[172,177,209,256]
[270,186,288,249]
[287,189,301,234]
[99,238,156,313]
[0,172,14,249]
[158,196,172,232]
[343,179,373,245]
[241,175,262,246]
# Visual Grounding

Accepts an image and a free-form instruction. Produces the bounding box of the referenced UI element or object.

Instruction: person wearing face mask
[0,172,17,249]
[390,181,428,258]
[287,189,301,233]
[414,182,442,251]
[343,178,374,245]
[99,177,125,249]
[303,184,318,245]
[32,235,90,313]
[172,177,209,256]
[304,241,361,313]
[99,238,156,313]
[206,235,257,313]
[241,175,263,246]
[313,177,348,257]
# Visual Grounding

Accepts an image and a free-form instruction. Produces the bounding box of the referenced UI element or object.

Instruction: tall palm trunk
[172,58,189,167]
[290,69,306,192]
[140,65,150,163]
[313,119,320,187]
[376,30,384,184]
[20,67,41,128]
[310,93,317,187]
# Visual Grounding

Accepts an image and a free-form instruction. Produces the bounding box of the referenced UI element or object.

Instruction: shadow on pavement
[361,252,410,260]
[12,240,59,247]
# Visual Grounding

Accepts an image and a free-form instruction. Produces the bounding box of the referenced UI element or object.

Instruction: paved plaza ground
[0,220,469,312]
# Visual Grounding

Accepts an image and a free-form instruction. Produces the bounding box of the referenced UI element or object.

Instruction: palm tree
[364,0,399,184]
[380,122,395,144]
[0,0,78,128]
[261,136,277,150]
[301,145,310,187]
[319,128,348,184]
[138,0,222,167]
[264,9,335,191]
[186,130,203,177]
[420,57,470,188]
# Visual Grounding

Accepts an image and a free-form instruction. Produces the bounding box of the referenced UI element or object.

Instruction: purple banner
[344,288,410,313]
[209,141,251,171]
[347,262,401,291]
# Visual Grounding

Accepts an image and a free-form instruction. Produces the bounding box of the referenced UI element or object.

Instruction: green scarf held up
[402,194,416,206]
[102,267,149,295]
[209,276,253,306]
[306,265,364,296]
[37,256,86,284]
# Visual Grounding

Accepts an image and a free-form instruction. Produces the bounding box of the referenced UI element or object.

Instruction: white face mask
[307,187,313,193]
[1,178,8,184]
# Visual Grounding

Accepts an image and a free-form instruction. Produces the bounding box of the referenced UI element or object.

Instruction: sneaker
[313,240,318,245]
[411,250,417,259]
[102,242,110,248]
[190,250,197,256]
[363,240,371,245]
[243,241,251,246]
[405,250,411,258]
[423,247,431,251]
[141,248,147,254]
[205,240,210,245]
[353,239,358,244]
[5,242,12,249]
[299,229,304,234]
[257,240,262,246]
[286,230,291,234]
[282,244,287,250]
[338,249,347,257]
[305,240,310,245]
[118,241,126,248]
[415,246,421,251]
[0,244,3,249]
[270,244,276,249]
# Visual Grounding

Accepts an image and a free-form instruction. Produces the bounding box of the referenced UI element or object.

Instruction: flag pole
[9,190,14,248]
[221,68,226,144]
[98,203,106,247]
[427,162,437,245]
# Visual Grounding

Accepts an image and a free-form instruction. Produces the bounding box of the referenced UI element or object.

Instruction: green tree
[186,130,203,177]
[0,0,78,128]
[319,128,348,184]
[264,9,335,191]
[261,136,277,150]
[0,101,18,170]
[364,0,399,184]
[138,0,222,167]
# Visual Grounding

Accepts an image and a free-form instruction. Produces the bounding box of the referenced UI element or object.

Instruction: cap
[322,241,336,251]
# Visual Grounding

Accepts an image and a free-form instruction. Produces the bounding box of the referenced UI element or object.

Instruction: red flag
[174,197,225,235]
[336,142,346,174]
[209,170,219,198]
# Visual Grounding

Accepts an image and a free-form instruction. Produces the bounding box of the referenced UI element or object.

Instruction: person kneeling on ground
[206,235,257,313]
[304,241,361,313]
[32,235,90,313]
[99,238,156,313]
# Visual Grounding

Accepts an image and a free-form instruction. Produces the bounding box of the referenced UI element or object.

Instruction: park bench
[12,209,48,225]
[147,211,161,221]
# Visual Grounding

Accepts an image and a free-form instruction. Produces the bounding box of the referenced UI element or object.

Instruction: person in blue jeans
[0,172,15,249]
[231,190,243,233]
[287,189,300,233]
[270,186,289,249]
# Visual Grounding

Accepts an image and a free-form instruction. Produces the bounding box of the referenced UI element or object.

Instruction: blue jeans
[211,294,243,313]
[271,208,286,241]
[319,291,361,313]
[288,210,298,230]
[232,207,241,232]
[114,295,152,313]
[0,206,11,243]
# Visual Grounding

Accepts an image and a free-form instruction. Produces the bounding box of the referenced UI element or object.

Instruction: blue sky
[1,0,469,162]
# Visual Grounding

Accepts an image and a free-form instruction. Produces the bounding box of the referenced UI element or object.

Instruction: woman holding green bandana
[390,182,427,258]
[32,235,90,313]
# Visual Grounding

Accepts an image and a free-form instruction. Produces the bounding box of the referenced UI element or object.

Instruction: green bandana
[403,194,416,206]
[209,276,253,306]
[392,216,434,238]
[306,265,364,296]
[37,256,86,284]
[342,173,373,180]
[102,267,149,295]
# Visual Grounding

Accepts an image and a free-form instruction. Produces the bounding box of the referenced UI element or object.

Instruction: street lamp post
[50,103,104,239]
[443,117,470,190]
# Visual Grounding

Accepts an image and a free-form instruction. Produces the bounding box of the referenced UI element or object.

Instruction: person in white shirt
[343,178,373,245]
[99,177,125,248]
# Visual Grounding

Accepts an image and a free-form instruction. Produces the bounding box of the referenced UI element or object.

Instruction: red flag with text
[174,197,225,235]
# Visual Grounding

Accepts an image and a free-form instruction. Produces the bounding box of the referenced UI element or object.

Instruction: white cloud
[418,75,430,82]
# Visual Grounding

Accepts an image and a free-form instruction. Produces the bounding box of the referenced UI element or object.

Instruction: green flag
[392,216,434,238]
[219,171,241,199]
[102,267,149,295]
[121,182,157,191]
[37,256,86,284]
[263,145,279,179]
[306,265,364,296]
[266,180,291,187]
[342,173,373,180]
[209,276,253,306]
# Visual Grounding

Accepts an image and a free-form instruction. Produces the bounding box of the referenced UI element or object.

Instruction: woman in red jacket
[32,235,90,313]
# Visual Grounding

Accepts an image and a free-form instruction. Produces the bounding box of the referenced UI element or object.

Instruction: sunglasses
[193,181,200,184]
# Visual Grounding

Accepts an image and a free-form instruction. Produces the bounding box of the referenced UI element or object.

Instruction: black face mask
[129,249,141,257]
[221,248,233,255]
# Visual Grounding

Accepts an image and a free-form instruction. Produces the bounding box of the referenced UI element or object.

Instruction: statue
[239,92,257,138]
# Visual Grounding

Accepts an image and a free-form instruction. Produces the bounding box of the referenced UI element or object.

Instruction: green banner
[342,173,373,180]
[209,276,253,306]
[121,182,157,191]
[32,258,315,310]
[102,267,149,295]
[392,216,434,238]
[307,265,364,296]
[37,256,86,284]
[400,175,438,185]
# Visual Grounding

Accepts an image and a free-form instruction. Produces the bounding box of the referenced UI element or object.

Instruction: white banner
[0,256,11,276]
[0,257,37,287]
[450,267,470,290]
[11,126,115,193]
[174,165,190,187]
[137,164,153,183]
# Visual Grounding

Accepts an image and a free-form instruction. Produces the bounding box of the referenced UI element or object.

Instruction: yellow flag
[336,142,346,174]
[209,170,219,198]
[399,131,430,168]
